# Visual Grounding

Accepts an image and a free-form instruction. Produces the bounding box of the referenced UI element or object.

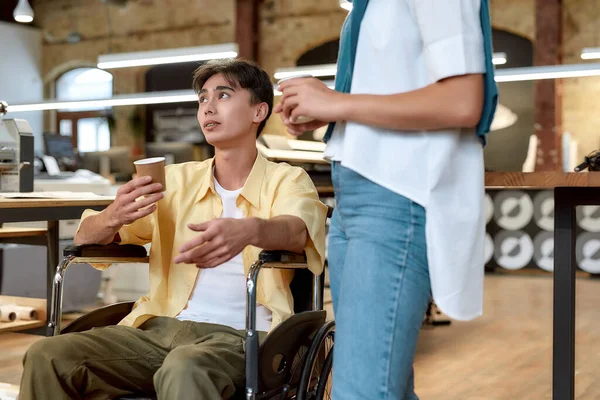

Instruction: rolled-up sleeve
[413,0,485,82]
[75,208,154,246]
[270,168,328,276]
[115,214,154,246]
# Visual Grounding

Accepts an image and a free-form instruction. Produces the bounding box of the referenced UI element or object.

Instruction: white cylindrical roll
[13,306,38,320]
[0,306,17,322]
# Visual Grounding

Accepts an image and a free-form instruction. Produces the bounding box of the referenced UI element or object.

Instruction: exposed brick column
[534,0,563,171]
[236,0,260,61]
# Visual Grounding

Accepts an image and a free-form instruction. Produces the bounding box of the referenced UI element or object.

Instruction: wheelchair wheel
[296,320,335,400]
[314,346,333,399]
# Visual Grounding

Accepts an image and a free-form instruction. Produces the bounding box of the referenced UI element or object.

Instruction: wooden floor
[2,275,600,399]
[0,333,41,387]
[414,274,600,400]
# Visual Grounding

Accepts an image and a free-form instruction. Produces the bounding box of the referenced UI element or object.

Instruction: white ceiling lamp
[13,0,34,24]
[581,47,600,60]
[97,43,239,69]
[339,0,352,11]
[494,63,600,82]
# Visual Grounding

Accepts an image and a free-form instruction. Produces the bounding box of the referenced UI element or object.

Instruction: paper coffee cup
[134,157,167,191]
[276,74,315,124]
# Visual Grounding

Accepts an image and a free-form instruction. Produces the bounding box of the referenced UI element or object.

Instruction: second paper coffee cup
[276,74,315,124]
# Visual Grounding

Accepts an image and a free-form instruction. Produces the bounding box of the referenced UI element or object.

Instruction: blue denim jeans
[328,162,431,400]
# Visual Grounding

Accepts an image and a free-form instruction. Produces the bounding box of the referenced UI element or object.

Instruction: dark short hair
[192,58,273,137]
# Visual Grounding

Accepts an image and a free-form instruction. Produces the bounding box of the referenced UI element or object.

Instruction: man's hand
[106,176,163,228]
[274,78,345,137]
[174,218,255,268]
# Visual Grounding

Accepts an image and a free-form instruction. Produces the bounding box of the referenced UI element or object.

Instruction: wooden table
[484,172,600,400]
[0,198,113,335]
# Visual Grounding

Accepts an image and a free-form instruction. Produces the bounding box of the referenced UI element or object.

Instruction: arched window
[55,68,113,153]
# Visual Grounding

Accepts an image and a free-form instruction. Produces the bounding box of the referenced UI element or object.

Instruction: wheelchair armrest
[259,250,307,264]
[63,243,148,258]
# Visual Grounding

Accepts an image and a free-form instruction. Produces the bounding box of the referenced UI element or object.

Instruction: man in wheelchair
[19,59,328,400]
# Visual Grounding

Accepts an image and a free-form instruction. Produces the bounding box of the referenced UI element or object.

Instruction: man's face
[197,73,259,147]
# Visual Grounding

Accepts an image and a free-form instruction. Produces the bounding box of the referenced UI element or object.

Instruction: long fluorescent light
[274,64,337,80]
[274,63,600,83]
[7,90,198,112]
[494,63,600,82]
[97,43,239,69]
[9,63,600,113]
[581,47,600,60]
[275,55,506,81]
[7,85,292,112]
[273,62,600,83]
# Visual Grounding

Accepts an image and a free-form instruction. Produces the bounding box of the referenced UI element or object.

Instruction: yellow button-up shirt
[78,153,327,331]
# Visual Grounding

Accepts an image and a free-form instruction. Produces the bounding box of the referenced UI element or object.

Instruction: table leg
[46,220,59,336]
[553,188,576,400]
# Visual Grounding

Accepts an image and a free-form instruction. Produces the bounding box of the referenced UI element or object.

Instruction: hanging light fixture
[13,0,34,24]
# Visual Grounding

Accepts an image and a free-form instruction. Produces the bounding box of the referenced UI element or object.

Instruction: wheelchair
[46,208,335,400]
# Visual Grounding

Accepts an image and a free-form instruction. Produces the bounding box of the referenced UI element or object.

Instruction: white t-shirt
[176,177,273,331]
[324,0,487,321]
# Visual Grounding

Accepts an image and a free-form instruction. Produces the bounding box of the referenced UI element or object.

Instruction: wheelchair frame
[47,244,330,400]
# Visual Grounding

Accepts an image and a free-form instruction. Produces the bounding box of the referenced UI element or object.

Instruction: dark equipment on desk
[574,150,600,172]
[43,133,78,172]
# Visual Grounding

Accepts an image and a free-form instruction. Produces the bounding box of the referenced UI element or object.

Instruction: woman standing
[275,0,497,399]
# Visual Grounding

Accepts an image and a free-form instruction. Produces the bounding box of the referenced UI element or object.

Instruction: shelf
[0,296,46,333]
[0,320,45,333]
[0,227,47,238]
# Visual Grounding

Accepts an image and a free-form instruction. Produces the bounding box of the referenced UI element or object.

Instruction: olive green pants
[20,317,266,400]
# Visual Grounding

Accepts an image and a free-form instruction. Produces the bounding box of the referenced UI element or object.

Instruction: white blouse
[325,0,487,320]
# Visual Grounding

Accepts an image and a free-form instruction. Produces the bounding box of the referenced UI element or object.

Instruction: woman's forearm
[337,74,484,132]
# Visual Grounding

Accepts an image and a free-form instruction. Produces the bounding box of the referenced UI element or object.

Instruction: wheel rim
[305,330,334,399]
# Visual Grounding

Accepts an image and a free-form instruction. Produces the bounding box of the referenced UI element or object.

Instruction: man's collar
[240,152,266,209]
[196,157,216,201]
[196,152,266,209]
